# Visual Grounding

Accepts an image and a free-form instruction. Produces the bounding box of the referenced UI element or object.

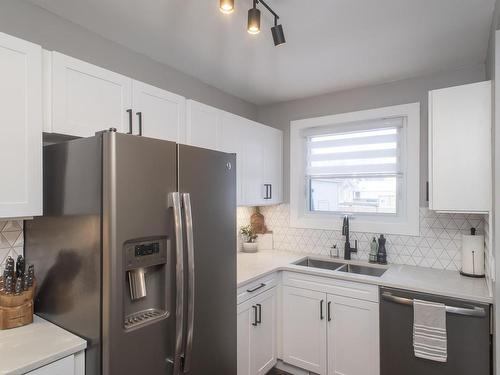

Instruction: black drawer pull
[246,283,266,293]
[126,109,133,134]
[327,301,332,321]
[320,299,324,320]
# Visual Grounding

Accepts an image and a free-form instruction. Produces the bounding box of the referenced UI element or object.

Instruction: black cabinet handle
[257,303,262,324]
[136,111,143,136]
[252,305,258,326]
[126,109,133,134]
[320,299,324,320]
[327,301,331,321]
[246,283,265,293]
[263,184,272,199]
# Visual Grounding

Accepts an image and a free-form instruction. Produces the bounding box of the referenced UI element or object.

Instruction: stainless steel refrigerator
[25,130,237,375]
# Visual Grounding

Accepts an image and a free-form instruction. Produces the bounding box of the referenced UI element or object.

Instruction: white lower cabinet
[238,287,277,375]
[282,276,380,375]
[327,295,379,375]
[26,351,85,375]
[282,286,327,374]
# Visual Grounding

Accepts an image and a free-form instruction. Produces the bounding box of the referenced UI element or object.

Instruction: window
[306,119,403,215]
[290,103,420,236]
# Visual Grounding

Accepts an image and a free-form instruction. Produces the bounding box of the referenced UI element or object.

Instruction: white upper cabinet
[244,124,282,206]
[186,100,220,149]
[0,33,42,218]
[47,51,132,136]
[220,113,248,205]
[132,80,186,142]
[429,81,491,213]
[186,100,283,206]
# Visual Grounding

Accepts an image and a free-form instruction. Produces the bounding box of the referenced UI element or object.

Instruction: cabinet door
[282,286,327,374]
[261,126,283,205]
[220,112,248,205]
[238,302,252,375]
[186,100,220,150]
[327,295,379,375]
[27,355,75,375]
[251,288,277,375]
[243,125,267,206]
[50,52,132,137]
[0,32,42,218]
[132,80,186,142]
[429,81,491,212]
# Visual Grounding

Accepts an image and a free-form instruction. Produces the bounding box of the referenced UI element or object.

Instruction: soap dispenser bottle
[369,237,378,263]
[377,234,387,265]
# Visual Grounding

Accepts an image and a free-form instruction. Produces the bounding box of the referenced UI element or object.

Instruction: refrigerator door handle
[182,193,196,373]
[168,192,185,375]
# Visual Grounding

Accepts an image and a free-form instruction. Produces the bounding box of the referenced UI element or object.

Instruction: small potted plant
[240,225,258,253]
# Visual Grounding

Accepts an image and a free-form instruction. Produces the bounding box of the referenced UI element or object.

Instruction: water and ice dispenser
[123,237,170,330]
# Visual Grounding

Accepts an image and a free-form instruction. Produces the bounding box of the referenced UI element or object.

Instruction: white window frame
[290,103,420,236]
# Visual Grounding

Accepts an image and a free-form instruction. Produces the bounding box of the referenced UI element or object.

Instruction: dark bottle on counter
[377,234,387,265]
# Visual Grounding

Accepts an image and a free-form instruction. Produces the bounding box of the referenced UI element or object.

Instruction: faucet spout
[342,215,357,260]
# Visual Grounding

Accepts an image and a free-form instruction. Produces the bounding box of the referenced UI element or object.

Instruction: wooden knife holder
[0,280,35,330]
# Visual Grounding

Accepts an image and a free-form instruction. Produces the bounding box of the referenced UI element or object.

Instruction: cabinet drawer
[282,271,378,303]
[237,273,278,305]
[27,355,75,375]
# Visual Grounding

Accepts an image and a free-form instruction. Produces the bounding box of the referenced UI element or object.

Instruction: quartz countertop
[0,315,87,375]
[237,251,492,304]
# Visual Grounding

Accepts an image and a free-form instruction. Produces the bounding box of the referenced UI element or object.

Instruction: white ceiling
[28,0,495,105]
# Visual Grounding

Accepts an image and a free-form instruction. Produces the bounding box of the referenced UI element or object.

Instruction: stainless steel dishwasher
[380,287,491,375]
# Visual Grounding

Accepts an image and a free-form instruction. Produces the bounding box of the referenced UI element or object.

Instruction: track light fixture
[219,0,234,14]
[247,1,261,34]
[220,0,286,46]
[271,18,285,46]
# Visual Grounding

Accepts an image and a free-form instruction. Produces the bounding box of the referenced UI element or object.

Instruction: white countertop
[237,251,492,304]
[0,315,87,375]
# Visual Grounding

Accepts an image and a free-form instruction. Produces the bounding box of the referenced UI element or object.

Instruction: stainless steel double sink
[294,257,387,277]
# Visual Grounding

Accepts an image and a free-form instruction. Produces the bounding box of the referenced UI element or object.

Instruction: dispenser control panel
[124,237,168,270]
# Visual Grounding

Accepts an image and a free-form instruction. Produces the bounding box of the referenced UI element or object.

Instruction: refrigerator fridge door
[177,144,237,375]
[102,132,178,375]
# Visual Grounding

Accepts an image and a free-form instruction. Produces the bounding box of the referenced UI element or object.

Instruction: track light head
[247,6,261,34]
[219,0,234,14]
[271,19,285,46]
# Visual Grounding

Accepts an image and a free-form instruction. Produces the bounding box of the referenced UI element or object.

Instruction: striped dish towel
[413,299,447,362]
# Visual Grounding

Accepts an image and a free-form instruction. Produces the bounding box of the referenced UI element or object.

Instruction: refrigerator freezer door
[102,132,177,375]
[177,145,237,375]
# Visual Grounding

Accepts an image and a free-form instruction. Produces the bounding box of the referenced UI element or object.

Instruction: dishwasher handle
[381,291,486,317]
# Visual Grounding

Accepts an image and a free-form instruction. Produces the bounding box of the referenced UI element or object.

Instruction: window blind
[306,117,403,177]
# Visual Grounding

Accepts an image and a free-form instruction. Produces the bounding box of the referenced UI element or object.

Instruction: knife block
[0,280,35,330]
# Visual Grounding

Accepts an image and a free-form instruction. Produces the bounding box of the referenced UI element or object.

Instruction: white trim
[290,103,420,236]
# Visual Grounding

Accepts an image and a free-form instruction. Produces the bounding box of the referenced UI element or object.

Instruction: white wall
[257,64,486,205]
[0,0,258,121]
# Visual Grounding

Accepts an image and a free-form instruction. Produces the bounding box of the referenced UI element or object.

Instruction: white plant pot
[242,242,258,253]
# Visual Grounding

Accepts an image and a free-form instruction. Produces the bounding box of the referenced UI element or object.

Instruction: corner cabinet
[44,52,186,142]
[428,81,491,213]
[238,287,277,375]
[0,32,42,218]
[186,100,283,206]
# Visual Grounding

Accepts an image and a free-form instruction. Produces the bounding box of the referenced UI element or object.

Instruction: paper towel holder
[459,227,485,278]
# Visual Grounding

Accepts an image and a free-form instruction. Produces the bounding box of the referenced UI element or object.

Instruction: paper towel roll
[461,234,485,277]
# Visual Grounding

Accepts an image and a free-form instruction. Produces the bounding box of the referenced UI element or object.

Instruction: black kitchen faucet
[342,215,358,260]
